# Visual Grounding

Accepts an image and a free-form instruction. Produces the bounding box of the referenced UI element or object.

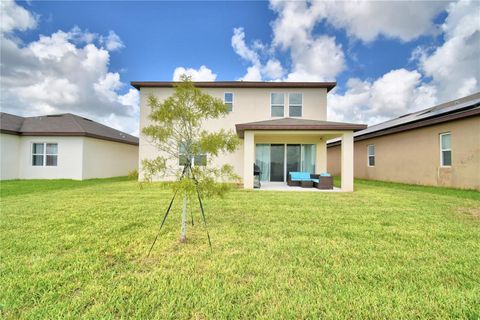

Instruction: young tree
[142,75,240,245]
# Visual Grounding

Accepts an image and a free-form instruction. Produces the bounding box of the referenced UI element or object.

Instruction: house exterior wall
[0,133,20,180]
[139,87,328,181]
[82,137,138,179]
[0,135,139,180]
[17,136,84,180]
[327,116,480,190]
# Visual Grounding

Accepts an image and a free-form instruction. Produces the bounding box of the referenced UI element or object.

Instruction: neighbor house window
[32,143,58,166]
[367,144,375,167]
[440,132,452,166]
[224,92,233,112]
[179,143,206,166]
[289,93,303,117]
[271,93,284,117]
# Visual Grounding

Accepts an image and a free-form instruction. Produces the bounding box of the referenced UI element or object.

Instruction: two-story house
[132,81,367,191]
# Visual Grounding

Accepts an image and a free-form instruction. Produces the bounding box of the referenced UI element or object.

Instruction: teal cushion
[299,172,311,179]
[290,172,301,180]
[320,173,331,177]
[311,179,319,183]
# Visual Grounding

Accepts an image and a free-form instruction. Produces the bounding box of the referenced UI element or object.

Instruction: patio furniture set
[287,172,334,190]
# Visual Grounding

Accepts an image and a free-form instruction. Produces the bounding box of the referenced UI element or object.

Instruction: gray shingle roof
[0,113,139,145]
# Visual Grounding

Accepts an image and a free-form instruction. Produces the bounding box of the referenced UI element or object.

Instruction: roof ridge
[71,113,136,138]
[0,112,25,119]
[65,113,88,133]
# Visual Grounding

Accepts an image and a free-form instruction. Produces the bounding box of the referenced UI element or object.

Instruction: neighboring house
[132,81,367,191]
[0,112,139,180]
[327,92,480,190]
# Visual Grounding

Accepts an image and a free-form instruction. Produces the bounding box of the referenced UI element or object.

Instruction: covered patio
[236,118,367,192]
[257,182,342,192]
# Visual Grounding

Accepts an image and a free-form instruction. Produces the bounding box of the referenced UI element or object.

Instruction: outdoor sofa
[287,171,333,189]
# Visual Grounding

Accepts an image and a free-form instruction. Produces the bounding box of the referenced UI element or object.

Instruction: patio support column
[341,131,354,192]
[243,130,254,189]
[316,139,327,173]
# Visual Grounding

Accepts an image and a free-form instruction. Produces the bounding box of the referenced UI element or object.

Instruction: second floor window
[32,143,58,166]
[440,132,452,166]
[289,93,303,117]
[271,93,284,117]
[367,144,375,167]
[224,93,233,112]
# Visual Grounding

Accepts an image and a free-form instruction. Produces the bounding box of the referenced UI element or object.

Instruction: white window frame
[32,142,58,167]
[288,93,303,117]
[270,92,285,118]
[367,144,375,167]
[439,132,452,167]
[224,92,234,112]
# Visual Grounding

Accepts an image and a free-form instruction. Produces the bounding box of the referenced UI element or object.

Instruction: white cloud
[328,69,437,124]
[318,1,447,43]
[118,88,140,109]
[240,65,262,81]
[1,22,139,134]
[232,27,260,65]
[94,72,123,102]
[238,0,476,125]
[172,65,217,81]
[232,1,345,82]
[0,0,37,34]
[231,27,269,81]
[99,31,124,51]
[17,77,79,105]
[286,36,345,81]
[413,0,480,101]
[270,0,447,44]
[28,31,77,61]
[262,59,284,79]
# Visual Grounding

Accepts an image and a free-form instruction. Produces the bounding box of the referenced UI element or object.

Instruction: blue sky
[1,0,479,134]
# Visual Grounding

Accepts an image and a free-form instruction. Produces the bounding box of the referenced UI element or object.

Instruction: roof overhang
[131,81,336,92]
[0,130,139,146]
[235,118,367,138]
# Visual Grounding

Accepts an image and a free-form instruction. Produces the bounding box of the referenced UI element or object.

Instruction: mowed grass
[1,177,479,319]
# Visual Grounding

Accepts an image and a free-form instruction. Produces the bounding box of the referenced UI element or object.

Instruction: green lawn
[1,178,479,319]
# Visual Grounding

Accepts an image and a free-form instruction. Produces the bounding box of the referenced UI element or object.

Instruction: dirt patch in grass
[457,207,480,219]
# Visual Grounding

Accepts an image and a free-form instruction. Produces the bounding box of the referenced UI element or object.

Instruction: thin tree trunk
[180,192,187,243]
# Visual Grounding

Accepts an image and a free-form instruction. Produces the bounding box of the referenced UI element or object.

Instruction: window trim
[288,93,303,117]
[367,144,375,167]
[439,132,452,167]
[270,92,285,118]
[32,142,58,167]
[224,92,234,112]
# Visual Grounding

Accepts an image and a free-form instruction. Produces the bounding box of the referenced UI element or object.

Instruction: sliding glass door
[286,144,301,178]
[301,144,316,174]
[270,144,285,182]
[255,144,270,182]
[255,143,316,182]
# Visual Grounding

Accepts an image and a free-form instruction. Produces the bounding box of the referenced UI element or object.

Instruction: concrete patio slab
[255,182,342,192]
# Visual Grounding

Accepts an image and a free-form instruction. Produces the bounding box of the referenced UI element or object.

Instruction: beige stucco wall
[17,136,84,180]
[1,135,138,180]
[82,137,138,179]
[139,87,328,181]
[0,133,20,180]
[327,116,480,190]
